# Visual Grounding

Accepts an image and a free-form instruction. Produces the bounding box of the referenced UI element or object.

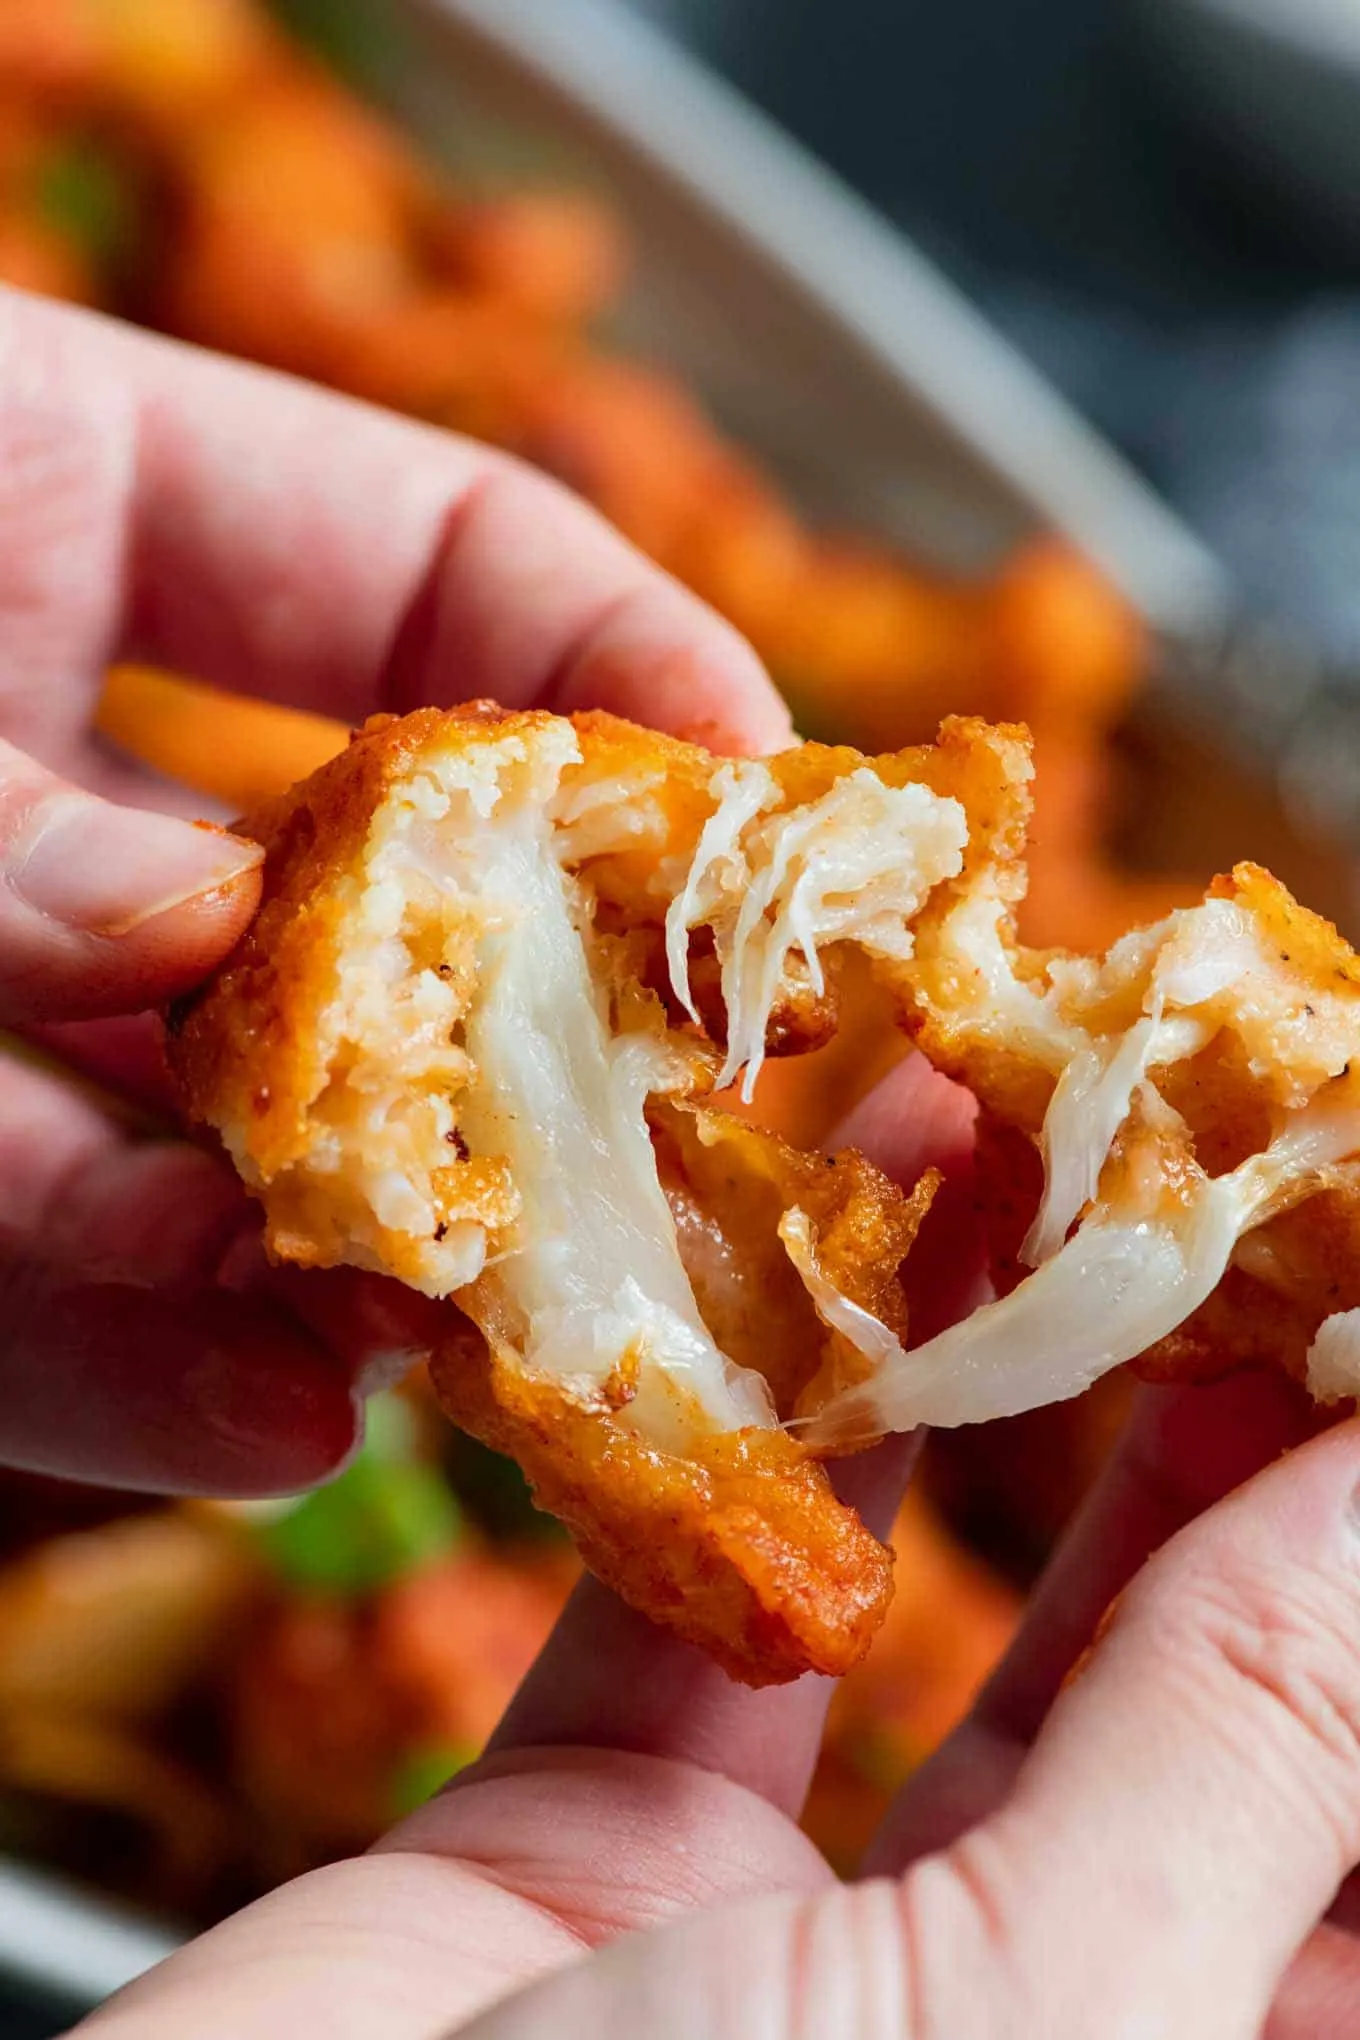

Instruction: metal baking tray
[392,0,1229,624]
[1,0,1344,2023]
[383,0,1358,927]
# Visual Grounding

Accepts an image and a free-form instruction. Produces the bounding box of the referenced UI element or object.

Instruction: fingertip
[829,1056,986,1343]
[1126,1365,1322,1515]
[550,580,794,760]
[94,823,264,936]
[16,874,260,1024]
[0,1278,360,1497]
[969,1406,1360,2021]
[260,1264,445,1385]
[0,736,267,1023]
[832,1055,978,1186]
[678,628,797,759]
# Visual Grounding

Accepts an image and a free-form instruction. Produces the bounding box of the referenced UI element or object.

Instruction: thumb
[956,1412,1360,2037]
[464,1417,1360,2040]
[0,738,262,1023]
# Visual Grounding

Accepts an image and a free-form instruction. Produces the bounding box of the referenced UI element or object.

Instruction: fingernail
[14,794,263,936]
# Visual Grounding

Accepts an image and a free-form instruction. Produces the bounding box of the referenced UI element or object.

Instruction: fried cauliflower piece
[808,858,1360,1446]
[169,703,1013,1682]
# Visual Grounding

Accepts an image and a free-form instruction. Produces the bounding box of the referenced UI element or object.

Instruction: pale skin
[1,289,1359,2039]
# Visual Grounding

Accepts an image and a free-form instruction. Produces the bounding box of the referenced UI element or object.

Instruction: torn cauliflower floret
[268,722,775,1454]
[1024,898,1360,1272]
[667,763,970,1101]
[799,895,1360,1443]
[803,1091,1360,1444]
[938,890,1084,1068]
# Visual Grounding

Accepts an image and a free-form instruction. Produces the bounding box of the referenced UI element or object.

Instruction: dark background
[637,0,1360,661]
[7,1,1360,2030]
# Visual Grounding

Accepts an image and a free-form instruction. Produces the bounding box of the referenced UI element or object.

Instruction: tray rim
[413,0,1230,632]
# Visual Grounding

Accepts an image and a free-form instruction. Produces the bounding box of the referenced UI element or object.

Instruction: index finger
[0,289,792,769]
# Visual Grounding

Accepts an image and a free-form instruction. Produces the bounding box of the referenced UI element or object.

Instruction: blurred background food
[3,0,1358,2008]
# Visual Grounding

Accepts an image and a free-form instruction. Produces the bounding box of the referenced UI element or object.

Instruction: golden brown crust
[426,1334,893,1686]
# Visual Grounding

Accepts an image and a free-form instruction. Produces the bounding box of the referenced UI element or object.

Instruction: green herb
[362,1388,422,1464]
[258,1398,461,1595]
[268,0,399,87]
[35,139,137,270]
[389,1739,479,1819]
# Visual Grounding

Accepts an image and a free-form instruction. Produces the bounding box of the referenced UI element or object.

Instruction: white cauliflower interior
[454,753,774,1450]
[666,762,969,1100]
[805,897,1360,1445]
[269,723,780,1452]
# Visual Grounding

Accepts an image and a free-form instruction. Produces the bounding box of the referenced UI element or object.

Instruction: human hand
[71,1054,1360,2040]
[18,286,1357,2040]
[0,285,791,1498]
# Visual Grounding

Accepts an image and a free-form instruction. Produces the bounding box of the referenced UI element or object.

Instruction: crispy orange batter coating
[890,857,1360,1424]
[169,702,1009,1681]
[428,1335,894,1688]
